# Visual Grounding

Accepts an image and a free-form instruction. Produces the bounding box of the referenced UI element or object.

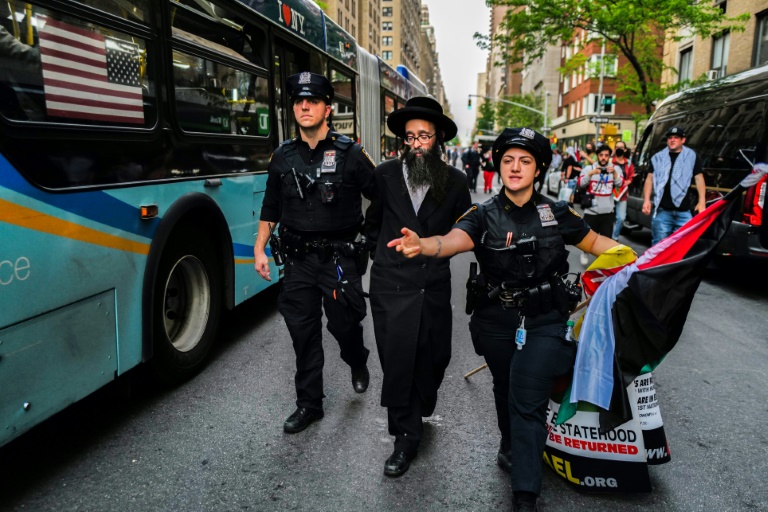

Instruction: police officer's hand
[387,227,421,258]
[254,249,271,281]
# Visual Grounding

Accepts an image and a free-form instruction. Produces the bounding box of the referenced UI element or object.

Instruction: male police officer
[254,72,376,433]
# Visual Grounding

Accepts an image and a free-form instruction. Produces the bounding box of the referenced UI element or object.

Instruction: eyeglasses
[404,133,436,145]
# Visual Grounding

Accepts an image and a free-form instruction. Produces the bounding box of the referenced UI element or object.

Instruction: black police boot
[351,365,369,393]
[497,438,513,473]
[283,407,324,434]
[383,450,416,478]
[512,492,538,512]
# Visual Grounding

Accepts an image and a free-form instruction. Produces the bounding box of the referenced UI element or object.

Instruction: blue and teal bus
[0,0,427,447]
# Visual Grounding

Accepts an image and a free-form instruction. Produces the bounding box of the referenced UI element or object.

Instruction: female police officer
[388,128,618,512]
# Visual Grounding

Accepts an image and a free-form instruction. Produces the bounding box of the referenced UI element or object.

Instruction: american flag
[38,17,144,124]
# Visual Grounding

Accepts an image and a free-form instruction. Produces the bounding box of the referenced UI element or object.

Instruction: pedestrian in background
[387,127,619,512]
[462,140,482,192]
[481,148,495,193]
[612,140,634,239]
[577,144,622,265]
[253,72,374,434]
[642,126,706,245]
[561,146,581,205]
[365,97,471,477]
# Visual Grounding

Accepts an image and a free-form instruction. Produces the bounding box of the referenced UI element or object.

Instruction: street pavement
[1,189,767,512]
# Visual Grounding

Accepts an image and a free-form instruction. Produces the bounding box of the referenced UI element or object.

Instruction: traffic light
[468,97,472,109]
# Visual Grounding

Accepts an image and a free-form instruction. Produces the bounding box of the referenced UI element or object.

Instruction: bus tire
[150,228,222,384]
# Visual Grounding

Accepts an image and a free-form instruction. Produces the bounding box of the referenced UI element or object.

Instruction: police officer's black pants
[470,307,576,495]
[278,253,369,412]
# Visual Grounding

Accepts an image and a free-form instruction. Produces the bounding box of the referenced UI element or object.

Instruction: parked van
[624,65,768,259]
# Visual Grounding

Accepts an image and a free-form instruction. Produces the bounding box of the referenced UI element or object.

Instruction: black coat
[365,159,471,407]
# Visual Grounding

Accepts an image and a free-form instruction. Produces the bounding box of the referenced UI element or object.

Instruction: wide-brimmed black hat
[286,72,334,103]
[387,96,457,141]
[492,127,552,185]
[665,126,686,138]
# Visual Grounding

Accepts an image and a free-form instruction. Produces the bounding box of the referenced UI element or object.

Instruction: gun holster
[269,232,285,266]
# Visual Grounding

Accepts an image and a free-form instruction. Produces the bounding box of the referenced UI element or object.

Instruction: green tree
[474,99,496,137]
[495,93,544,130]
[476,0,748,116]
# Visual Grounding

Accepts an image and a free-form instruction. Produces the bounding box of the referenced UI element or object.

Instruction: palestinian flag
[569,164,768,433]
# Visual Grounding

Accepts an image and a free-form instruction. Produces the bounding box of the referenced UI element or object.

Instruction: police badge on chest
[318,150,339,204]
[536,204,558,227]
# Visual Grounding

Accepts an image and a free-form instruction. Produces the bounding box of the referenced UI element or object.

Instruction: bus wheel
[151,231,222,384]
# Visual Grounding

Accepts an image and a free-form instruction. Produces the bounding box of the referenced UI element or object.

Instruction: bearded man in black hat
[364,97,471,477]
[254,72,376,434]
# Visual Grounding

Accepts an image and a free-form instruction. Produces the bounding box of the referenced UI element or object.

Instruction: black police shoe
[497,440,513,473]
[383,450,416,478]
[283,407,324,434]
[351,365,369,393]
[512,494,538,512]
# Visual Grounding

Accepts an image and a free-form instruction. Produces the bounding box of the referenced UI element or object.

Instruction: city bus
[0,0,428,448]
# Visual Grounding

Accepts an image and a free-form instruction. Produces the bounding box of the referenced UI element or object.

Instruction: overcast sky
[421,0,490,145]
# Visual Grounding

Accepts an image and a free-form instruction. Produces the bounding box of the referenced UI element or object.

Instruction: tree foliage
[476,0,749,116]
[496,93,544,130]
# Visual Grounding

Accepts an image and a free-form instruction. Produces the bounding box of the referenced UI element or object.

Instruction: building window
[352,0,356,17]
[588,94,615,114]
[562,74,570,93]
[755,13,768,66]
[383,7,393,17]
[587,54,617,78]
[382,36,392,46]
[679,47,693,82]
[382,50,393,60]
[338,8,342,21]
[711,31,730,78]
[382,21,392,31]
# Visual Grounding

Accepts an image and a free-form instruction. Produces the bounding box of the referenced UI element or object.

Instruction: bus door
[272,40,310,141]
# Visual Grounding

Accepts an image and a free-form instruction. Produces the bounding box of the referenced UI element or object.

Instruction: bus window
[331,68,353,100]
[333,101,355,137]
[0,5,155,127]
[73,0,148,24]
[171,50,269,136]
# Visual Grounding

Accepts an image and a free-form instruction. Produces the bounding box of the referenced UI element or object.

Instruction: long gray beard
[403,145,448,202]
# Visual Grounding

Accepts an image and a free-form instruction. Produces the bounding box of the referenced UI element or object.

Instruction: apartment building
[322,0,380,55]
[662,0,768,86]
[553,30,648,149]
[380,0,421,73]
[419,5,447,105]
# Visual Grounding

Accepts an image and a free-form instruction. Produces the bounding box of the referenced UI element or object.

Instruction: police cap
[492,127,552,182]
[286,72,334,103]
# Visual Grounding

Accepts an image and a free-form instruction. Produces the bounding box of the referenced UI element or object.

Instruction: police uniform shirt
[648,151,703,211]
[260,130,376,227]
[454,191,590,250]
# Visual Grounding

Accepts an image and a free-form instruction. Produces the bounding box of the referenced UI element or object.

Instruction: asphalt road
[1,190,767,512]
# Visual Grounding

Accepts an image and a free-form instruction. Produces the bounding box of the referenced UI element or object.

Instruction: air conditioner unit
[707,69,720,80]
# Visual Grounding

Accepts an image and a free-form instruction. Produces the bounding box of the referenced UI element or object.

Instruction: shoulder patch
[361,148,375,166]
[456,204,478,223]
[568,206,582,218]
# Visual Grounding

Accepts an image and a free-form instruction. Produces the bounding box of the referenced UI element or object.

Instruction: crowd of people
[253,71,702,512]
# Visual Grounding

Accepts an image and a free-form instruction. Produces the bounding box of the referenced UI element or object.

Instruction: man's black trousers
[277,253,369,412]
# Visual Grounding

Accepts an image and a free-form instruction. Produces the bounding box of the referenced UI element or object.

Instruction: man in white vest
[642,126,706,245]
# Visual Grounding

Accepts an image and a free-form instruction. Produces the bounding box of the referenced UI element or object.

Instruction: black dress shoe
[351,365,369,393]
[283,407,324,433]
[497,444,513,473]
[383,450,415,477]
